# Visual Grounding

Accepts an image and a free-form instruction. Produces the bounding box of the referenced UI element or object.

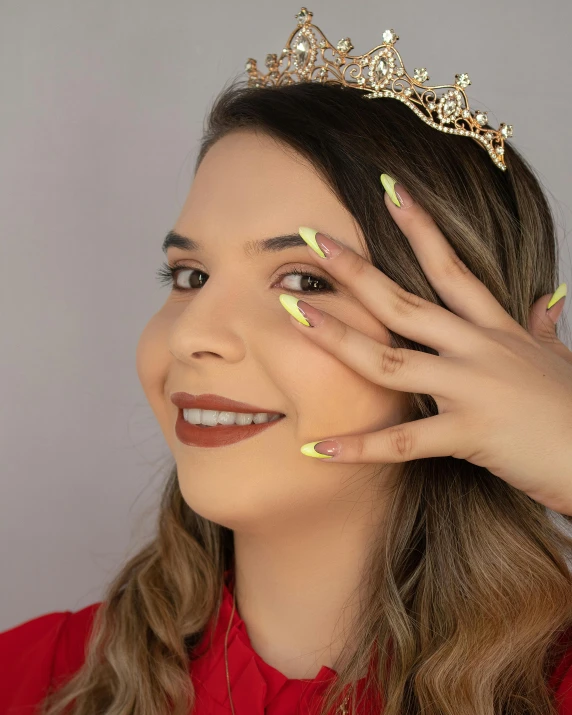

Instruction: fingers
[301,412,462,463]
[284,297,463,396]
[380,175,520,333]
[528,290,572,365]
[297,226,481,357]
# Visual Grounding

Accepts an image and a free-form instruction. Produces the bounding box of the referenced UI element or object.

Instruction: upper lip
[170,392,285,415]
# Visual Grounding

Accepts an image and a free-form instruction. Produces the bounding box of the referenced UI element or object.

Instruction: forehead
[173,130,367,258]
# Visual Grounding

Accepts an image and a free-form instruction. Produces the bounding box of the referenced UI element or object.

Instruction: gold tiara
[245,7,513,171]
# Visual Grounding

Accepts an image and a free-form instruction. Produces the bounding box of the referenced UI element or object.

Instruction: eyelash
[155,262,336,295]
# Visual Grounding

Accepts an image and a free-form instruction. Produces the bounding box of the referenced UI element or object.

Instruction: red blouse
[2,570,572,714]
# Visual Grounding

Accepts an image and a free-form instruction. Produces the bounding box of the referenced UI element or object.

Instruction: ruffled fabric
[189,568,378,715]
[3,570,572,714]
[0,603,100,714]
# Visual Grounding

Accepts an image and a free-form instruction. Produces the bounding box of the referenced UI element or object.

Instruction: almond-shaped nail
[380,173,413,209]
[279,294,324,328]
[300,440,339,459]
[298,226,342,259]
[547,282,567,310]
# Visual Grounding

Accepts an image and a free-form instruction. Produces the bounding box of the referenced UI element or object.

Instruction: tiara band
[244,7,513,171]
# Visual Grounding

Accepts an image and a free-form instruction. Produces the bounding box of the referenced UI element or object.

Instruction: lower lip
[175,409,285,447]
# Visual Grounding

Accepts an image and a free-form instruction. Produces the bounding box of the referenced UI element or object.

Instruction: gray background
[1,0,571,631]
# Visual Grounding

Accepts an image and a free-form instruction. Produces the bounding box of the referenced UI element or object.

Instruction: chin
[175,469,274,528]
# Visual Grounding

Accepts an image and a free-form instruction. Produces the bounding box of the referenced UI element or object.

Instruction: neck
[232,491,388,680]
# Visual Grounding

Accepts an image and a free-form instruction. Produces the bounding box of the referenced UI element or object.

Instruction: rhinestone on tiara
[245,7,513,171]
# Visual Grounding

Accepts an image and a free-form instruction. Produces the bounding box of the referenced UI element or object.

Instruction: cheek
[281,307,408,435]
[136,311,171,406]
[292,351,406,436]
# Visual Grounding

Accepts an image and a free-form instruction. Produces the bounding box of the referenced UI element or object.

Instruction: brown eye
[274,268,335,294]
[155,263,336,294]
[156,264,208,291]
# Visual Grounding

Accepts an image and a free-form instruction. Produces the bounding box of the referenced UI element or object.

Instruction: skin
[136,129,410,679]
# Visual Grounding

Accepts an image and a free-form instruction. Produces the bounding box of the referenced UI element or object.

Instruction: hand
[279,174,572,515]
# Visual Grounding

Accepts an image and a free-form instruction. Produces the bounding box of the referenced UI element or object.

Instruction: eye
[274,267,336,294]
[155,263,337,294]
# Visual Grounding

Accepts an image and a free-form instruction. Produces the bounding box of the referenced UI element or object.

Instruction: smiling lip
[175,409,285,448]
[170,392,285,415]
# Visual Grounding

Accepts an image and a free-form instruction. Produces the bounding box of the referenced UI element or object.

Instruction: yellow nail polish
[300,442,334,459]
[298,226,326,258]
[547,282,567,310]
[279,293,310,326]
[380,173,401,207]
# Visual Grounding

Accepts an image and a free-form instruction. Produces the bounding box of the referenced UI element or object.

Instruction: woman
[3,55,572,715]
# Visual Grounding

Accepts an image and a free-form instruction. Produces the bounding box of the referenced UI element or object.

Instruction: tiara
[244,7,513,171]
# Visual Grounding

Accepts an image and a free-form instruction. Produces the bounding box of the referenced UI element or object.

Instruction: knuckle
[415,211,436,233]
[388,424,415,459]
[438,249,471,281]
[352,432,367,462]
[332,318,351,346]
[392,285,424,317]
[344,248,369,278]
[378,345,406,375]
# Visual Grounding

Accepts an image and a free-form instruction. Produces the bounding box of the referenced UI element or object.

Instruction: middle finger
[279,293,463,397]
[299,230,480,357]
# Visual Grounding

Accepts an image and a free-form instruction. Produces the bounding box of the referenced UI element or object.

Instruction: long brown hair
[39,79,572,715]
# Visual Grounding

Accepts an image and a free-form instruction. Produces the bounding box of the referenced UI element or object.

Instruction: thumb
[527,283,569,358]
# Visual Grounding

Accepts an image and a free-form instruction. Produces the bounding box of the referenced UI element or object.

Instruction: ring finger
[282,295,464,397]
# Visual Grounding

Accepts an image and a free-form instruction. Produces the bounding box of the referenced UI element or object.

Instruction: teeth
[182,409,282,426]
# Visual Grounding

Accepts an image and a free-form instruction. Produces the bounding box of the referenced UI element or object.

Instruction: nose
[167,287,251,365]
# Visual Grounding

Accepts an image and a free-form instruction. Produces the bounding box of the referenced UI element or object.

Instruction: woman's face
[136,129,409,530]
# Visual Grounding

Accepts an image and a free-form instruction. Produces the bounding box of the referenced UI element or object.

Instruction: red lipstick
[175,409,285,447]
[171,392,286,448]
[171,392,284,415]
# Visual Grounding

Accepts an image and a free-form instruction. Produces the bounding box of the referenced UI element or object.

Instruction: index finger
[379,173,517,333]
[297,224,478,356]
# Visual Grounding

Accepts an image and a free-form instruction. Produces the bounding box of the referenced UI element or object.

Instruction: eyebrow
[161,230,349,258]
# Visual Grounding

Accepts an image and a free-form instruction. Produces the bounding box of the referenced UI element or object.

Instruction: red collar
[189,569,380,714]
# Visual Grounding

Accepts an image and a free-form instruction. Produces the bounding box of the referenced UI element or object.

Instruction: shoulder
[0,602,102,714]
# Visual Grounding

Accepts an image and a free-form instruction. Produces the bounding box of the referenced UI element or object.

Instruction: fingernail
[547,282,567,310]
[380,173,413,209]
[279,294,324,327]
[300,440,340,459]
[298,226,343,259]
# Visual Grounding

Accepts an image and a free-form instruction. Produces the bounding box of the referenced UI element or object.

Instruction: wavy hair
[39,78,572,715]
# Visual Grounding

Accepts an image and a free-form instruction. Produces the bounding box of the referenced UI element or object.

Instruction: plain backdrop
[1,0,572,631]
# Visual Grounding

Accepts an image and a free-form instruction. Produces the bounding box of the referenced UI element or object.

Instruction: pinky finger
[300,412,461,463]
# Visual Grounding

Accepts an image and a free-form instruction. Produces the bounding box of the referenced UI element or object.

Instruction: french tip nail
[300,442,334,459]
[379,173,401,208]
[298,226,326,259]
[547,282,567,310]
[279,293,311,326]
